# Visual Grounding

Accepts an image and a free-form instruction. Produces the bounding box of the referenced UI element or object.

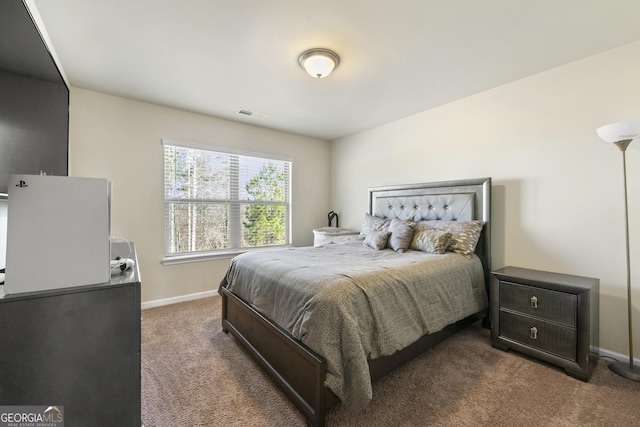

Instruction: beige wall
[331,41,640,359]
[69,88,331,303]
[69,40,640,358]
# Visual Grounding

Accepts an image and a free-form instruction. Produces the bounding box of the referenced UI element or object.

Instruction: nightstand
[313,227,359,247]
[491,266,599,381]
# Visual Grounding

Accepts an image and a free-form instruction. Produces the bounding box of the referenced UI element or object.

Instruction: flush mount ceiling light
[298,48,340,79]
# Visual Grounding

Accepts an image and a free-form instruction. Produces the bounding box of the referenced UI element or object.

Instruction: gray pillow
[363,230,391,250]
[410,228,452,254]
[387,217,415,253]
[358,213,390,240]
[415,220,484,258]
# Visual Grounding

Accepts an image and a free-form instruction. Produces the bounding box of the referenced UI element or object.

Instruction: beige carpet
[141,297,640,426]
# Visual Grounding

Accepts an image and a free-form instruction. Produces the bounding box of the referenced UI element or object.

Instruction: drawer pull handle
[530,326,538,340]
[530,295,538,309]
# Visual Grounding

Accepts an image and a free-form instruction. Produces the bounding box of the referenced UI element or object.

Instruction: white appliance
[5,174,111,294]
[0,199,7,270]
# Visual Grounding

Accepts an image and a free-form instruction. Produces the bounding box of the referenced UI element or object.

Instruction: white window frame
[161,138,292,265]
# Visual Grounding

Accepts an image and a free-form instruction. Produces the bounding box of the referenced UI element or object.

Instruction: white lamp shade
[596,119,640,143]
[298,48,340,79]
[302,55,336,78]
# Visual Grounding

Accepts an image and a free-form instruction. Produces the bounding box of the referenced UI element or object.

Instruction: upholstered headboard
[368,177,491,286]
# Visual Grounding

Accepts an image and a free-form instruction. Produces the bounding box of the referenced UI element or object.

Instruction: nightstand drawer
[499,311,576,361]
[500,281,576,327]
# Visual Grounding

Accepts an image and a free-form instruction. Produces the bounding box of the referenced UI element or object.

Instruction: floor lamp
[596,119,640,381]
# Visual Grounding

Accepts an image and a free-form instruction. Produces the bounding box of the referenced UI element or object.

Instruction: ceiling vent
[236,108,269,119]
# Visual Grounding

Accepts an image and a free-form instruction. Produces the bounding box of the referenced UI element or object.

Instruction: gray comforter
[219,241,487,410]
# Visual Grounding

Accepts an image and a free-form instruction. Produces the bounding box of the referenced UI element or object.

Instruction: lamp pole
[596,120,640,380]
[609,139,640,380]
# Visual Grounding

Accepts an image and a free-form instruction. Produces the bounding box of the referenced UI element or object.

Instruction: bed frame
[221,177,491,427]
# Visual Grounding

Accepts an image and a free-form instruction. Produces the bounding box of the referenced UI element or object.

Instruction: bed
[219,177,491,426]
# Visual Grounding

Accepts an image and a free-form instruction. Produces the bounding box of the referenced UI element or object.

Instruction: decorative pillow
[415,220,485,258]
[387,217,415,253]
[363,230,391,250]
[410,228,452,254]
[358,213,390,240]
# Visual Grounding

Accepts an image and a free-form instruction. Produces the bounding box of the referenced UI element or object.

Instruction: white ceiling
[33,0,640,141]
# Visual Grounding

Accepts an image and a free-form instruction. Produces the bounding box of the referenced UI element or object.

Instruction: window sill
[161,245,292,265]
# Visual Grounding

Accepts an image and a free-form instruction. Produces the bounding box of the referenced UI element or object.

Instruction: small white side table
[313,227,359,247]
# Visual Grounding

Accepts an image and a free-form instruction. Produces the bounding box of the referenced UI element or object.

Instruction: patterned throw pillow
[414,220,485,258]
[363,230,391,250]
[387,217,415,253]
[410,228,452,254]
[358,213,390,240]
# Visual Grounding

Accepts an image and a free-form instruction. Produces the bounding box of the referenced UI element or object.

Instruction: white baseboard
[597,347,640,366]
[141,290,219,310]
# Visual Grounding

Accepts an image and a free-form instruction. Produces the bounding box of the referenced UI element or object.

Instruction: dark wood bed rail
[221,287,338,426]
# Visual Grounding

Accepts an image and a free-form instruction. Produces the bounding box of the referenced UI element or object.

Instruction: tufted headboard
[368,177,491,287]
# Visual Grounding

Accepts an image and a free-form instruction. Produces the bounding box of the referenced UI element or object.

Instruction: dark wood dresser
[0,242,141,426]
[491,266,599,381]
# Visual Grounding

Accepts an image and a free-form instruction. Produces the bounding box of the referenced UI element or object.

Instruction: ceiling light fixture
[298,48,340,79]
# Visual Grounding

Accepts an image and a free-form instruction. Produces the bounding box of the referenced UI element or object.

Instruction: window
[163,139,291,262]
